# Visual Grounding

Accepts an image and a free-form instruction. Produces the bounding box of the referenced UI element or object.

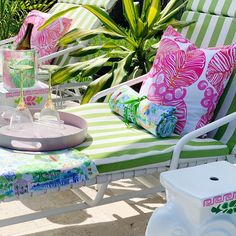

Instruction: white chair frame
[0,73,234,227]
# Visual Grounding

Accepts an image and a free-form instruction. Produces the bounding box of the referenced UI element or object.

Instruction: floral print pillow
[140,26,236,135]
[157,25,197,53]
[140,26,196,95]
[14,10,72,64]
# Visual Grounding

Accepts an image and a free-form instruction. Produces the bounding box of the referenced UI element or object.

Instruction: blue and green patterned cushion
[109,85,177,138]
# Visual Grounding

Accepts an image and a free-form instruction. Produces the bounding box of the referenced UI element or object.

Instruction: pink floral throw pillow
[140,27,236,135]
[14,10,72,64]
[140,26,196,94]
[157,25,197,53]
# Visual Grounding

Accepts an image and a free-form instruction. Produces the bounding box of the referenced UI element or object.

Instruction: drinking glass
[9,65,34,131]
[39,65,60,123]
[0,106,14,127]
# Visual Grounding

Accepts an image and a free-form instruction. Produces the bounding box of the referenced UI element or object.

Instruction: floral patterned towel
[109,85,177,138]
[0,148,98,201]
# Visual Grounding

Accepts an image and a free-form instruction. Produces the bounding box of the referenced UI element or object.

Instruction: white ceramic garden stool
[146,161,236,236]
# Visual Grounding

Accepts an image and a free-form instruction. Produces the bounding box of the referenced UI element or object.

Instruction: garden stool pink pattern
[146,161,236,236]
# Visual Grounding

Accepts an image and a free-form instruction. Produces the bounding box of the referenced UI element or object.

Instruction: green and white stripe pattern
[49,2,99,66]
[179,0,236,153]
[50,2,100,31]
[186,0,236,17]
[65,103,229,173]
[180,11,235,48]
[49,0,117,66]
[57,0,118,11]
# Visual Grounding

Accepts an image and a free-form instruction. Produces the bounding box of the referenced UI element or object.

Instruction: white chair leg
[71,182,109,207]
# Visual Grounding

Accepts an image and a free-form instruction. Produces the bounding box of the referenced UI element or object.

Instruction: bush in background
[0,0,57,40]
[41,0,193,103]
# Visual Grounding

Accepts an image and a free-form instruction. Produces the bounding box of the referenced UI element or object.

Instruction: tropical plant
[41,0,194,103]
[18,0,57,13]
[0,0,22,40]
[0,0,57,40]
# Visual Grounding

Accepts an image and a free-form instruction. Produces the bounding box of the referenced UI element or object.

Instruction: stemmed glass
[38,65,60,124]
[0,106,14,127]
[9,65,34,131]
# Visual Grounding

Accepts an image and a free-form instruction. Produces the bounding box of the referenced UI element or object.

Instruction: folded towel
[109,85,177,138]
[136,99,177,138]
[109,85,138,124]
[0,148,98,201]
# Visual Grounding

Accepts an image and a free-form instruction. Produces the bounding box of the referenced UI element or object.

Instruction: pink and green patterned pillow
[140,26,196,92]
[140,26,236,135]
[14,10,72,64]
[157,25,197,53]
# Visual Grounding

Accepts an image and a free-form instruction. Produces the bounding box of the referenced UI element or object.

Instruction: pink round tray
[0,110,87,152]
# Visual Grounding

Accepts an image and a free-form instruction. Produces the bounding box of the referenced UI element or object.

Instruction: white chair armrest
[0,36,16,46]
[170,112,236,170]
[89,74,147,103]
[38,44,84,64]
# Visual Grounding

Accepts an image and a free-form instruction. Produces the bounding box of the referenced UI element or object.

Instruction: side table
[146,161,236,236]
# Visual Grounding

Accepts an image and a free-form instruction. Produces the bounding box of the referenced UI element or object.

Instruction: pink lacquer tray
[0,110,87,152]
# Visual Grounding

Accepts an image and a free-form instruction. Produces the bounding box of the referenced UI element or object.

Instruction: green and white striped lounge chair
[0,0,235,228]
[40,0,119,104]
[41,0,118,65]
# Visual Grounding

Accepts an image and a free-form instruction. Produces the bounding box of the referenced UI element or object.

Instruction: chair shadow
[19,178,165,227]
[20,189,93,224]
[26,212,153,236]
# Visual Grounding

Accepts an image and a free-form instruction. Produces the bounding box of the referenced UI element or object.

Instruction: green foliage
[211,200,236,215]
[41,0,194,103]
[0,0,23,40]
[18,0,57,13]
[0,0,57,40]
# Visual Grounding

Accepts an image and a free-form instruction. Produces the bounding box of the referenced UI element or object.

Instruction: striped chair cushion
[48,0,117,66]
[50,3,100,31]
[66,103,229,173]
[187,0,236,17]
[49,2,100,65]
[57,0,117,11]
[180,11,235,48]
[179,11,236,153]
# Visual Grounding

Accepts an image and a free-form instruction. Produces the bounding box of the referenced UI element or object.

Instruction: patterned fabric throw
[109,85,177,138]
[0,148,98,201]
[14,10,72,64]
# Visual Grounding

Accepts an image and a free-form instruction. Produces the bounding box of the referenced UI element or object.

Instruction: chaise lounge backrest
[179,0,236,153]
[56,0,117,11]
[47,0,118,65]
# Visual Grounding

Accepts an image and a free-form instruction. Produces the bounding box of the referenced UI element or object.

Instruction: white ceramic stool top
[161,161,236,207]
[146,161,236,236]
